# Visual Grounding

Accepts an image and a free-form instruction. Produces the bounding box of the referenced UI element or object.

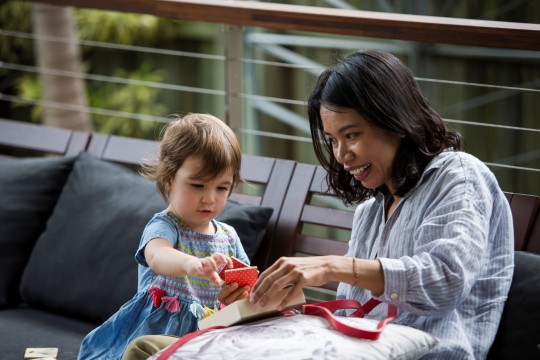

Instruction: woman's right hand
[249,256,331,310]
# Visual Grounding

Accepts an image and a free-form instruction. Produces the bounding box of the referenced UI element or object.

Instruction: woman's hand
[249,255,385,310]
[249,256,331,310]
[218,282,250,306]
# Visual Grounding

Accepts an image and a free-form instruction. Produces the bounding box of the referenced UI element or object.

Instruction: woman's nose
[335,143,351,164]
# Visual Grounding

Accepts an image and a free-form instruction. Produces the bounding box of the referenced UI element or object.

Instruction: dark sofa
[0,152,274,360]
[1,123,539,359]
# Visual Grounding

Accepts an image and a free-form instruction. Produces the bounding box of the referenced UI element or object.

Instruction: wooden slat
[301,204,354,230]
[309,166,330,193]
[228,193,261,206]
[86,133,109,158]
[101,135,158,165]
[86,133,158,165]
[241,154,274,184]
[527,211,540,254]
[36,0,540,51]
[252,158,296,270]
[270,163,317,265]
[272,162,353,265]
[507,193,540,251]
[67,131,91,156]
[294,235,348,257]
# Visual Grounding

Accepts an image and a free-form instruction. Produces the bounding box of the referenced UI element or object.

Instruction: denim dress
[78,210,249,360]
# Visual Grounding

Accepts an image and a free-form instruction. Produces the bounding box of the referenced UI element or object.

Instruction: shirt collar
[374,150,456,202]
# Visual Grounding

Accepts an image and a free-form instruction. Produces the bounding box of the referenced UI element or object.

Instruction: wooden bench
[1,118,539,264]
[0,119,295,270]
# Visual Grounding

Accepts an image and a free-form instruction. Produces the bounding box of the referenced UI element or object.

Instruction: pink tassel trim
[162,296,180,313]
[148,287,180,313]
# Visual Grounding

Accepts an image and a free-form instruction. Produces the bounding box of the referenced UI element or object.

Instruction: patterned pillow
[150,314,438,360]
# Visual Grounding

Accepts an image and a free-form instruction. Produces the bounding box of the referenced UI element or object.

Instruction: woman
[249,50,514,359]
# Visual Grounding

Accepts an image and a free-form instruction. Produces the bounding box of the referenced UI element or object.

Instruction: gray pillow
[0,156,75,308]
[19,152,272,323]
[486,251,540,359]
[217,200,272,260]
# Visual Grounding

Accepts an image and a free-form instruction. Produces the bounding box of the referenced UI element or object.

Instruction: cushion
[217,200,272,260]
[486,251,540,360]
[149,314,438,360]
[0,307,95,360]
[0,156,75,308]
[19,152,273,323]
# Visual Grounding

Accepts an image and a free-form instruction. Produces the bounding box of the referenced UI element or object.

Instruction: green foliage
[15,62,168,137]
[0,2,183,137]
[88,62,168,137]
[13,74,42,121]
[76,9,186,45]
[0,1,32,64]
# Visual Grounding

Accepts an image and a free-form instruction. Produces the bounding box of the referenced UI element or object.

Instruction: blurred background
[1,0,539,195]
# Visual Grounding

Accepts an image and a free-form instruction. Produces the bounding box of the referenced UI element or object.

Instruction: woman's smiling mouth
[349,163,371,176]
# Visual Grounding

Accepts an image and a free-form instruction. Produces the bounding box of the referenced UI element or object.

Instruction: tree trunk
[31,3,92,131]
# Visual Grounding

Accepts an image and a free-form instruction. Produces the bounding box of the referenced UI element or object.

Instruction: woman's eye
[346,133,357,140]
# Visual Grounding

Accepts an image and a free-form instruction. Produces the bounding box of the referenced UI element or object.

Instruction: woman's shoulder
[430,150,483,169]
[419,151,505,205]
[425,151,496,184]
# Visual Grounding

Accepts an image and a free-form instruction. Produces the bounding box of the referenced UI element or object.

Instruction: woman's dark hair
[307,50,463,205]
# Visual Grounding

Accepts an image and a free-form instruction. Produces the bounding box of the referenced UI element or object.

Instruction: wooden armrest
[0,118,88,157]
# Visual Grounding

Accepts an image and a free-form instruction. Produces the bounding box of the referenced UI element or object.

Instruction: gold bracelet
[352,257,360,286]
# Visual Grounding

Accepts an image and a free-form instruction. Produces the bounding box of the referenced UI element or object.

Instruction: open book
[199,290,306,329]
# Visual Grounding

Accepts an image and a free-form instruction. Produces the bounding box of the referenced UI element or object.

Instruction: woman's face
[320,106,402,193]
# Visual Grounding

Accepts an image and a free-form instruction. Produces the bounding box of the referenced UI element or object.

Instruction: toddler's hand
[189,253,232,286]
[218,282,250,306]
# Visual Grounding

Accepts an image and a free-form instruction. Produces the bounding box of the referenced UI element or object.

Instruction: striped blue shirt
[337,151,514,359]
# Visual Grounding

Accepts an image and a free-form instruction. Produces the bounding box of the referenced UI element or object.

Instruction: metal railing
[1,0,539,195]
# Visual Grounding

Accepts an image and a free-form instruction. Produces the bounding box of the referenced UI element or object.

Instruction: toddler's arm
[144,237,232,285]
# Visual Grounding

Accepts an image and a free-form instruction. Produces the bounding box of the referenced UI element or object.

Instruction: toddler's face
[167,156,233,234]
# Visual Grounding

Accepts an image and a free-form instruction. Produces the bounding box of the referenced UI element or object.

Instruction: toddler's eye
[191,184,204,189]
